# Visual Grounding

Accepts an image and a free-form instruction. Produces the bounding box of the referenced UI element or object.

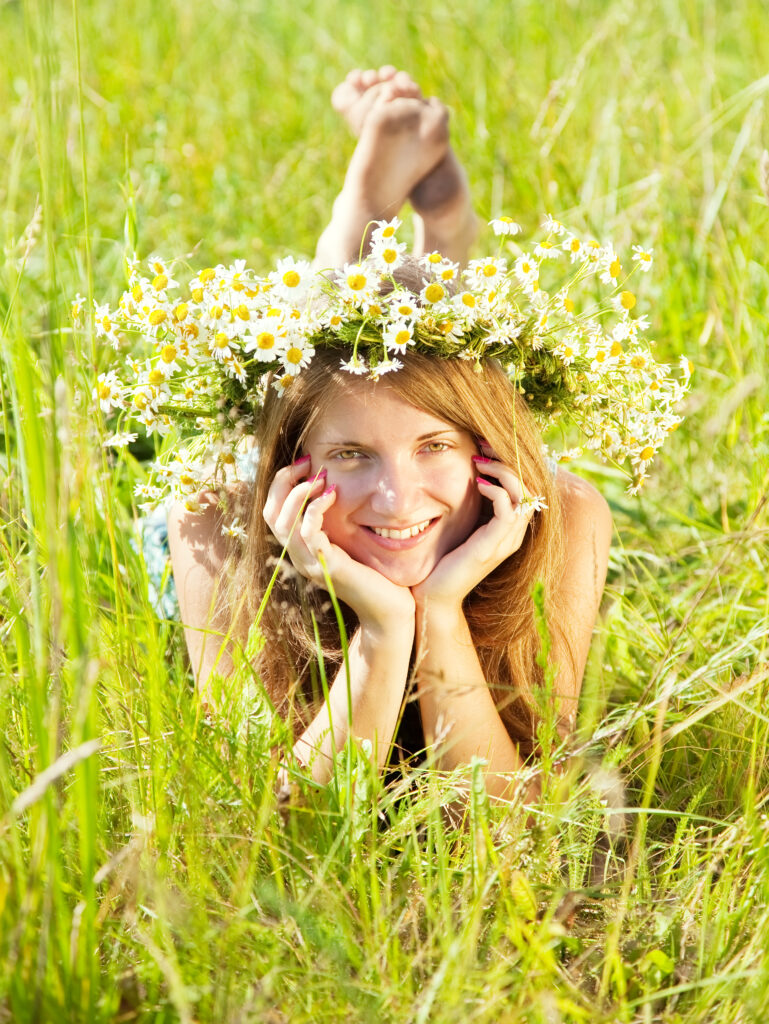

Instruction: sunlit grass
[1,0,768,1020]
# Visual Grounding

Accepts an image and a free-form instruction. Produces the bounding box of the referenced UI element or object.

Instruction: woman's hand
[263,456,415,630]
[411,451,535,613]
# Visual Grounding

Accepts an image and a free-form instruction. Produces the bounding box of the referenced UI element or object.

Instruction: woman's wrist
[357,593,416,641]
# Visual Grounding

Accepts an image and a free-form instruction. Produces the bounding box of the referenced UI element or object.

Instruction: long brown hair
[228,348,565,754]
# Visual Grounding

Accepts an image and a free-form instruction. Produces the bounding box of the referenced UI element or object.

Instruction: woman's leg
[316,67,478,268]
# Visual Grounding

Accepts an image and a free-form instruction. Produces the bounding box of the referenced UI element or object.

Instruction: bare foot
[315,88,450,268]
[327,68,479,266]
[331,66,422,135]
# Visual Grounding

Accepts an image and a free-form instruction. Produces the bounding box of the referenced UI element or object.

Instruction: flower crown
[82,215,691,515]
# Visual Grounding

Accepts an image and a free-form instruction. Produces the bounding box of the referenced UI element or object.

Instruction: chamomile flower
[389,294,419,320]
[270,256,313,300]
[103,431,137,449]
[541,214,566,236]
[339,262,377,303]
[221,517,247,542]
[383,320,414,354]
[632,245,654,271]
[339,355,368,375]
[370,357,404,379]
[420,281,449,306]
[93,371,124,413]
[517,495,548,515]
[93,302,120,348]
[71,293,86,323]
[244,319,285,361]
[466,257,507,288]
[371,217,402,245]
[370,236,407,272]
[514,254,539,285]
[490,216,521,236]
[599,251,623,286]
[281,338,314,376]
[562,235,584,262]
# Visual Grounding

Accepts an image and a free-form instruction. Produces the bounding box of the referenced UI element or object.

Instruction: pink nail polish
[472,455,491,464]
[322,485,336,496]
[476,476,491,485]
[293,454,311,466]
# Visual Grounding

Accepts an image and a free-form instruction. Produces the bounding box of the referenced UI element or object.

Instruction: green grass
[1,0,769,1020]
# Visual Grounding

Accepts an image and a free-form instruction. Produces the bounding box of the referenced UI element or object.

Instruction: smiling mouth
[367,518,434,540]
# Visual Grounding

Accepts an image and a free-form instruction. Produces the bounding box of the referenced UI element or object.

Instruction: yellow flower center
[98,384,111,400]
[235,304,250,321]
[220,452,236,465]
[382,226,396,238]
[563,346,573,358]
[438,321,456,335]
[610,340,623,357]
[640,446,655,461]
[101,315,112,332]
[631,355,646,369]
[152,273,168,291]
[594,350,606,363]
[482,264,497,278]
[395,330,411,345]
[148,369,164,385]
[563,297,575,313]
[283,270,301,288]
[461,293,476,308]
[213,331,229,350]
[134,393,148,409]
[184,323,200,340]
[173,303,188,322]
[424,283,445,303]
[131,284,143,302]
[149,310,167,326]
[347,273,367,291]
[285,347,303,365]
[257,332,275,349]
[620,290,636,310]
[209,305,223,320]
[191,288,203,303]
[199,267,216,283]
[161,345,177,364]
[382,248,398,264]
[427,252,442,264]
[609,258,622,278]
[569,238,581,252]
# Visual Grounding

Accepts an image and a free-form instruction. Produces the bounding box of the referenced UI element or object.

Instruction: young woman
[165,69,613,798]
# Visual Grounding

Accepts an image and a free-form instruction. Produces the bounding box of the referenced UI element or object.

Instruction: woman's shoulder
[554,468,612,539]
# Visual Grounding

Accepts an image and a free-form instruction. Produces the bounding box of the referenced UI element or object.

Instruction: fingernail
[293,454,311,466]
[472,455,491,464]
[476,476,491,485]
[322,485,336,496]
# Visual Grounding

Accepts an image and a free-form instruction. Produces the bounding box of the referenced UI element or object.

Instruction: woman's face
[303,381,482,588]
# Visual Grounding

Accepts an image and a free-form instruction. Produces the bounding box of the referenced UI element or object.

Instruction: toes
[361,68,379,88]
[393,70,421,97]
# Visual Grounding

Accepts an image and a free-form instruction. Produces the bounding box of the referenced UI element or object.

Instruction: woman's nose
[368,460,423,517]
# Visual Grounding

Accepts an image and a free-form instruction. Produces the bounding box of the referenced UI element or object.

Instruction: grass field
[1,0,769,1020]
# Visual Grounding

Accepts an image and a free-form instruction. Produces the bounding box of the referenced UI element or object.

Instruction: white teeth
[371,519,432,540]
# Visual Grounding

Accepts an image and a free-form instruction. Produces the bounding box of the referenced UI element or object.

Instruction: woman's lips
[361,517,439,549]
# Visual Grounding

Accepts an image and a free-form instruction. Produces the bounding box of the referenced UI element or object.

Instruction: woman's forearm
[415,601,525,799]
[293,617,415,782]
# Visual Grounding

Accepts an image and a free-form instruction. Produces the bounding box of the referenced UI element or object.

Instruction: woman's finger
[472,456,525,505]
[298,486,337,558]
[262,455,315,524]
[267,471,327,542]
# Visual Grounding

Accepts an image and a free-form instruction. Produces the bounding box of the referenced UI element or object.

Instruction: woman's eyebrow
[315,428,459,446]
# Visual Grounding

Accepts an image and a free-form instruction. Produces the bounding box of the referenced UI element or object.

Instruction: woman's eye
[335,449,363,460]
[423,441,449,453]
